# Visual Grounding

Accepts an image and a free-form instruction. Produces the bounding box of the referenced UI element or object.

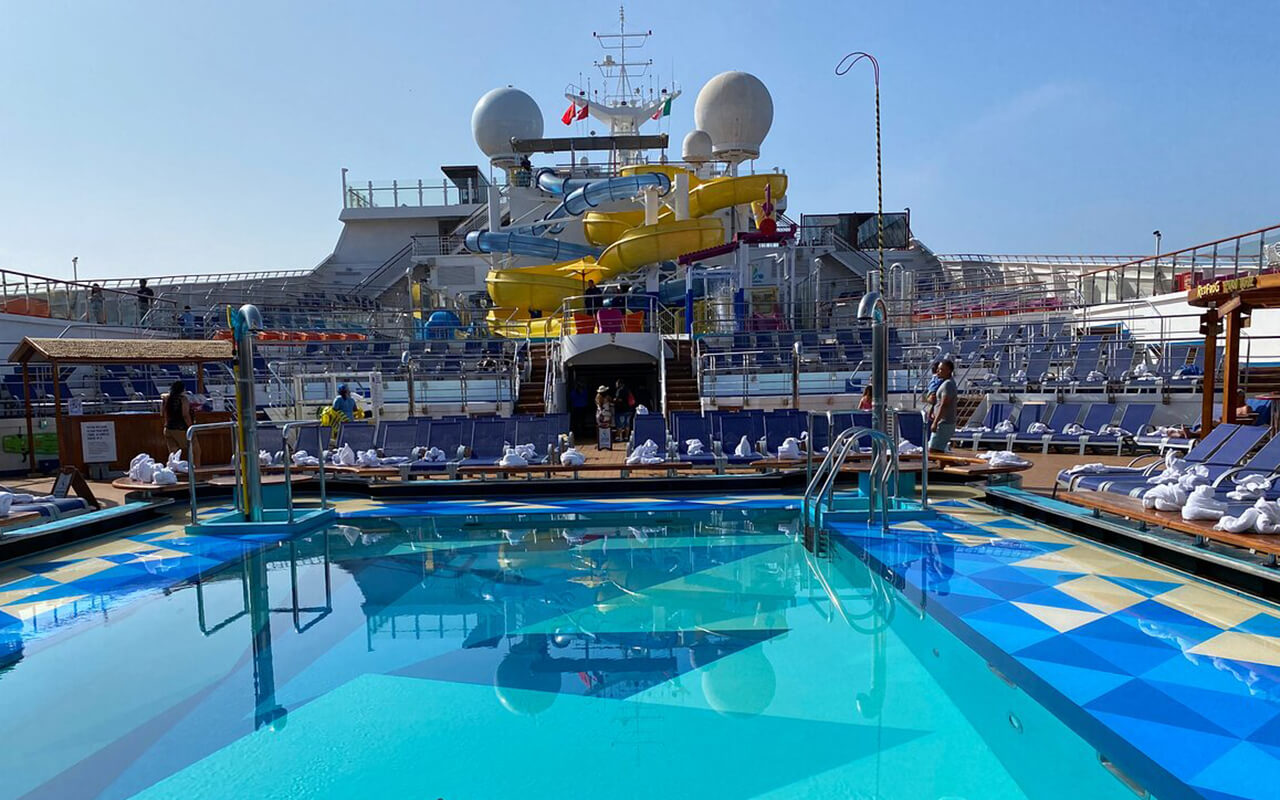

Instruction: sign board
[210,392,225,412]
[370,373,384,409]
[67,397,84,416]
[80,421,117,463]
[1194,274,1257,300]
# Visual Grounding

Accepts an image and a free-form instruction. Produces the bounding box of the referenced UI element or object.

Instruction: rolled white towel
[1098,425,1130,437]
[292,449,320,467]
[334,444,357,466]
[167,451,189,474]
[1028,422,1052,435]
[151,467,178,486]
[1176,465,1211,491]
[560,447,586,466]
[1254,498,1280,533]
[1227,473,1274,501]
[777,437,802,460]
[626,439,664,465]
[1062,423,1088,436]
[898,439,923,456]
[1147,453,1189,484]
[1216,506,1263,533]
[498,450,529,467]
[1011,369,1027,383]
[357,449,382,467]
[456,444,467,460]
[733,436,754,458]
[1142,483,1187,512]
[635,405,650,415]
[4,493,36,504]
[259,450,274,468]
[994,420,1016,434]
[1065,463,1108,476]
[1086,370,1106,382]
[980,450,1030,467]
[1182,485,1228,521]
[415,446,445,463]
[959,425,991,433]
[685,439,706,456]
[0,494,11,517]
[514,443,538,461]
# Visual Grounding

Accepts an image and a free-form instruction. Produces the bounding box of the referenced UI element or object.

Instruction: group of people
[857,357,958,453]
[568,379,638,448]
[84,279,197,336]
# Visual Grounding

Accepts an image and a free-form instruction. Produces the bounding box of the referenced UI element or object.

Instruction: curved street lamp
[836,51,884,294]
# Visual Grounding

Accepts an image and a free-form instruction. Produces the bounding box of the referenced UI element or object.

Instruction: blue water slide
[534,168,593,196]
[543,172,671,225]
[464,231,601,261]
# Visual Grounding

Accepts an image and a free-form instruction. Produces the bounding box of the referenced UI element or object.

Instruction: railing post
[392,180,398,206]
[418,179,424,206]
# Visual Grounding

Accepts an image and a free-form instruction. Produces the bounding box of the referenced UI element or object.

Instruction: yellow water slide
[486,168,788,338]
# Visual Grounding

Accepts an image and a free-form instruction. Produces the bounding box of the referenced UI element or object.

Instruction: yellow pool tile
[1154,584,1264,630]
[942,532,1003,548]
[0,586,50,607]
[1012,544,1175,583]
[1057,575,1146,614]
[7,596,87,622]
[893,521,936,533]
[1012,601,1106,632]
[37,558,118,584]
[1187,631,1280,666]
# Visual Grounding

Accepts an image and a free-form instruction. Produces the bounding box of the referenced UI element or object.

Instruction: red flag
[576,102,589,121]
[561,103,575,125]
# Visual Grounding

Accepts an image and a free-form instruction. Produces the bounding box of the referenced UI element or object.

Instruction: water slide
[483,167,788,337]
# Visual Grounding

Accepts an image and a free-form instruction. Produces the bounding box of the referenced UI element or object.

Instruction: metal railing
[186,421,237,525]
[343,178,493,209]
[282,420,327,522]
[1076,223,1280,305]
[802,426,899,554]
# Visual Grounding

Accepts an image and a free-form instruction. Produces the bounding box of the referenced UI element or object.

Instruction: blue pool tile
[1086,679,1234,737]
[1090,711,1239,783]
[1230,612,1280,639]
[0,574,59,591]
[1147,678,1280,740]
[1190,741,1280,800]
[1016,657,1135,705]
[1098,575,1185,598]
[1014,636,1132,676]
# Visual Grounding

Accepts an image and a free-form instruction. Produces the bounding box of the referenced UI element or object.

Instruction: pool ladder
[802,427,899,556]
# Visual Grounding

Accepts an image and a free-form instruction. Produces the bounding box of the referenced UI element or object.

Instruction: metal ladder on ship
[801,427,900,557]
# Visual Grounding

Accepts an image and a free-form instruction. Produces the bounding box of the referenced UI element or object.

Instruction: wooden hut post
[1222,302,1242,424]
[1200,307,1219,439]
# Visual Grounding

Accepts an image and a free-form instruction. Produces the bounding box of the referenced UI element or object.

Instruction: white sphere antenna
[472,87,544,167]
[682,129,713,164]
[694,71,774,162]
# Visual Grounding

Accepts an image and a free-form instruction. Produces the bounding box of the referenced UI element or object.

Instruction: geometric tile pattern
[834,500,1280,800]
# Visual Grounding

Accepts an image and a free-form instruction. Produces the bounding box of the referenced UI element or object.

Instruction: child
[595,385,614,450]
[859,385,873,411]
[923,360,942,418]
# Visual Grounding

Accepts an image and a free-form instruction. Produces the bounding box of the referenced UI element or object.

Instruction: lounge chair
[1097,423,1267,497]
[1013,403,1082,453]
[673,414,718,468]
[1057,422,1243,493]
[1084,403,1156,455]
[629,414,672,459]
[1048,403,1116,454]
[718,416,763,464]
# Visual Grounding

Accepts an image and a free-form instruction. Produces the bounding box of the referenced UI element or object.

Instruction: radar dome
[472,87,543,166]
[682,129,713,164]
[693,71,774,161]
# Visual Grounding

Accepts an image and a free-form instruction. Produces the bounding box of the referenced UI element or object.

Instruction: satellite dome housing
[472,87,544,167]
[693,71,774,162]
[682,129,713,164]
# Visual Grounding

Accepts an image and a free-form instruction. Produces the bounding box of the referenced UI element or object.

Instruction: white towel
[1176,465,1211,491]
[152,467,178,486]
[560,447,586,466]
[1182,485,1228,521]
[1150,425,1186,437]
[1227,474,1274,501]
[1097,425,1130,437]
[994,420,1016,434]
[1215,499,1280,534]
[415,446,445,463]
[1062,423,1088,436]
[1086,370,1106,382]
[357,449,382,467]
[513,443,538,461]
[334,444,357,466]
[1147,452,1189,484]
[0,494,12,516]
[777,437,802,460]
[733,436,754,458]
[129,453,157,483]
[499,450,529,467]
[167,451,189,474]
[1142,483,1187,512]
[635,405,650,415]
[1065,463,1108,475]
[898,439,923,456]
[456,444,467,460]
[959,425,991,433]
[685,439,705,456]
[1011,369,1027,383]
[1028,422,1052,435]
[259,450,274,467]
[626,439,664,465]
[292,449,320,467]
[980,450,1030,467]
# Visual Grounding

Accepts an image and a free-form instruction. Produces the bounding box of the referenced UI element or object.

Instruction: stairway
[956,395,983,427]
[516,343,548,414]
[664,340,702,413]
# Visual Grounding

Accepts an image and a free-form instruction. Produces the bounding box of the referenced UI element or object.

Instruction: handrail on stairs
[802,426,898,553]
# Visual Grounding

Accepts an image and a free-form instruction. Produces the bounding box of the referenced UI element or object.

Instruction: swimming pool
[0,493,1276,798]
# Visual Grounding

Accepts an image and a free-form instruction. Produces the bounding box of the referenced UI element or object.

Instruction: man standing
[179,306,196,338]
[929,359,957,453]
[136,278,155,322]
[583,280,602,314]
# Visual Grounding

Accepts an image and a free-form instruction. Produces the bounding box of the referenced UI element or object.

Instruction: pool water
[0,502,1146,799]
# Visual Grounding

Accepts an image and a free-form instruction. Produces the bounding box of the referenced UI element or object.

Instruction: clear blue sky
[2,1,1277,281]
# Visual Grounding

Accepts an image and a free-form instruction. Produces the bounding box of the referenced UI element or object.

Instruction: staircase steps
[515,343,548,415]
[663,340,702,413]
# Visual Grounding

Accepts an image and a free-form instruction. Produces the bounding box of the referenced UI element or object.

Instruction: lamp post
[1153,230,1162,257]
[71,256,78,284]
[836,51,884,294]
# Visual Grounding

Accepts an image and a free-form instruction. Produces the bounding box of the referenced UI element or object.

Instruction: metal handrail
[802,426,898,547]
[186,421,238,524]
[282,420,326,522]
